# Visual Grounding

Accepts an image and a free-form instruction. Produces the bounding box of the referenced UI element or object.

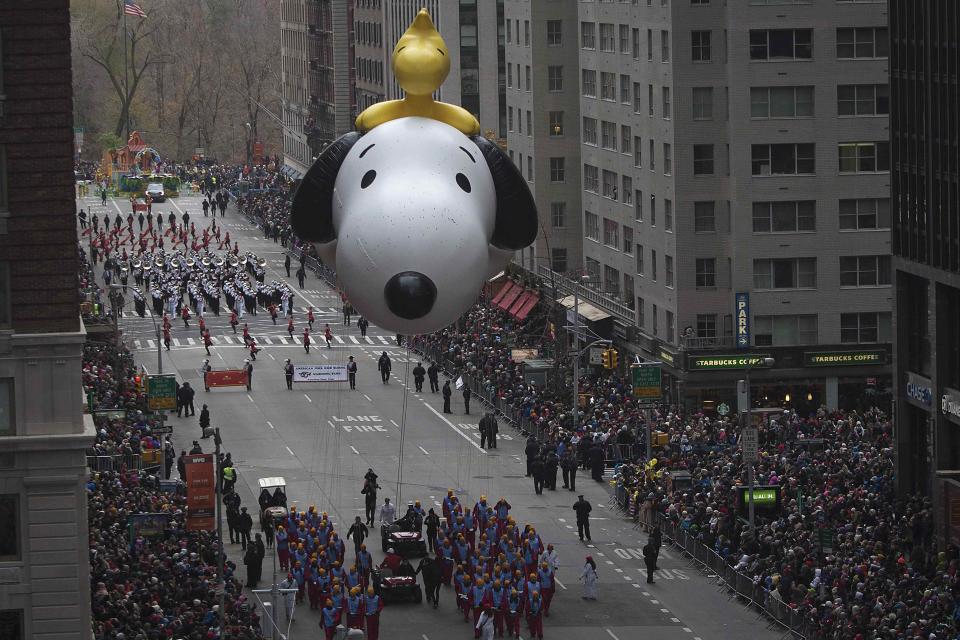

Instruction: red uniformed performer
[198,316,206,336]
[181,305,190,328]
[203,330,213,356]
[303,328,311,354]
[287,316,295,339]
[307,307,315,329]
[229,310,238,334]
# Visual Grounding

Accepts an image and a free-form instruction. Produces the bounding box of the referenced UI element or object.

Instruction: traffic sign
[717,403,730,416]
[632,363,663,403]
[147,375,177,411]
[589,348,604,365]
[741,427,758,463]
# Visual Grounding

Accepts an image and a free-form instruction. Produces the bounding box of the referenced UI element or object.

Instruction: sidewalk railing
[86,453,144,473]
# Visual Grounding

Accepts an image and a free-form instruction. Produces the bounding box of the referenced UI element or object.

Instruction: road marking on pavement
[660,608,669,613]
[554,578,566,590]
[642,592,651,596]
[623,576,632,580]
[651,600,659,604]
[349,336,359,344]
[365,336,374,344]
[605,629,621,640]
[418,446,430,455]
[267,421,275,429]
[670,618,681,623]
[285,446,295,456]
[327,420,336,430]
[363,394,372,402]
[683,628,692,633]
[632,584,641,588]
[247,394,254,403]
[422,402,487,454]
[350,446,360,455]
[390,419,399,427]
[173,338,181,346]
[557,518,566,522]
[334,336,344,344]
[303,393,312,402]
[268,353,276,360]
[378,336,389,344]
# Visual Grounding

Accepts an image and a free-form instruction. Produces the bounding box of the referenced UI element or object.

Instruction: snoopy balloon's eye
[455,173,471,193]
[361,170,377,189]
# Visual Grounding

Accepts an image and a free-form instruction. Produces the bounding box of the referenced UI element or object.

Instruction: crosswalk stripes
[378,336,390,344]
[349,336,359,344]
[334,335,344,344]
[278,336,288,344]
[365,336,374,344]
[187,337,196,345]
[173,338,182,347]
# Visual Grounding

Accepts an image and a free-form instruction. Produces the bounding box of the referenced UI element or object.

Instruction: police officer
[347,356,358,390]
[428,362,440,393]
[377,351,391,384]
[284,253,291,277]
[442,380,452,414]
[412,361,426,392]
[462,385,472,415]
[284,358,294,390]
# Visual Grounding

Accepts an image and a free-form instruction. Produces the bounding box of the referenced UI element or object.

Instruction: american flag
[123,0,147,18]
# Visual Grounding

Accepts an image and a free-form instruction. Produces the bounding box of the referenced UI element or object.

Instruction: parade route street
[86,192,782,640]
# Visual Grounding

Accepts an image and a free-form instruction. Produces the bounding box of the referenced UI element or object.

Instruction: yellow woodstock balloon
[354,9,480,135]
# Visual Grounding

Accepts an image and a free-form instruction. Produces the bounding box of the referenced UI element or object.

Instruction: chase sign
[905,372,933,411]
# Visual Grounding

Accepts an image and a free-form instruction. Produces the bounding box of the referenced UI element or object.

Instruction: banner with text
[206,369,249,388]
[735,292,750,349]
[294,364,348,382]
[184,453,216,531]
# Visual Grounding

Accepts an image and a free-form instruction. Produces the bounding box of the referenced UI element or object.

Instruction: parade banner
[206,369,249,388]
[293,364,348,383]
[184,453,216,531]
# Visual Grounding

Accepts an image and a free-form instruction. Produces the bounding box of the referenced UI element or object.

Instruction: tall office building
[280,0,355,179]
[572,0,892,410]
[355,0,507,141]
[890,1,960,537]
[505,0,584,273]
[0,3,95,638]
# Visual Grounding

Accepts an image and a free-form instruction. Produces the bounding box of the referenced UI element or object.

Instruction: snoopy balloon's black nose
[384,271,438,319]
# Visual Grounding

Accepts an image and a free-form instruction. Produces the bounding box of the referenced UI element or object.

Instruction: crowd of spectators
[408,296,958,639]
[84,342,263,640]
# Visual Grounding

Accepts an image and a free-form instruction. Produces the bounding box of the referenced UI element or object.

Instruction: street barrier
[86,453,144,473]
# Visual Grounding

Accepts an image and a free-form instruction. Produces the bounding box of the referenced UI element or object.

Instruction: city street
[81,191,781,640]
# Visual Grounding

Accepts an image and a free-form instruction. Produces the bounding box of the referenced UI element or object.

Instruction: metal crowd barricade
[86,453,144,473]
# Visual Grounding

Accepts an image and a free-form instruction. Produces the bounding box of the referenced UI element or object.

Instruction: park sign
[803,349,886,367]
[688,354,773,371]
[146,374,177,411]
[632,363,662,402]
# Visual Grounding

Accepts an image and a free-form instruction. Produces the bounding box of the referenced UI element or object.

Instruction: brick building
[0,2,95,639]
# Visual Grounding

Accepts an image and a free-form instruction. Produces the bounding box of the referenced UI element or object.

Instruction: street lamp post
[570,273,595,433]
[742,357,775,535]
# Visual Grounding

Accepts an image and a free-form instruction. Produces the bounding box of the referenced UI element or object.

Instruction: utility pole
[122,9,130,141]
[571,281,580,433]
[213,427,226,637]
[740,357,774,536]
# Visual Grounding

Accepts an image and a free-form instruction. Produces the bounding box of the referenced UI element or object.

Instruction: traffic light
[601,349,612,369]
[133,375,143,392]
[609,349,619,369]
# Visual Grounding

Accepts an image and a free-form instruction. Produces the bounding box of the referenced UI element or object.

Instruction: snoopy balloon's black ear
[291,131,362,243]
[470,135,538,251]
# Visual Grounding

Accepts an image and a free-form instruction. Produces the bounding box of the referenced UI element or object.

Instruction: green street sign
[632,364,662,402]
[147,375,177,411]
[817,528,834,553]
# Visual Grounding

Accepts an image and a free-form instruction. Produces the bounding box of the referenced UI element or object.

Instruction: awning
[557,295,611,322]
[497,283,524,311]
[515,291,541,321]
[491,281,516,306]
[508,290,533,317]
[280,164,305,180]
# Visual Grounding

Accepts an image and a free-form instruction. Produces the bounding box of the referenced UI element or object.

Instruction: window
[549,111,564,136]
[623,226,634,255]
[619,24,629,53]
[692,30,711,61]
[638,297,645,327]
[581,22,596,49]
[604,265,620,297]
[838,84,889,116]
[527,155,533,181]
[663,144,672,175]
[551,202,566,227]
[547,20,562,46]
[623,275,635,309]
[651,249,658,281]
[696,258,716,288]
[840,255,891,287]
[600,72,616,100]
[550,157,566,182]
[649,139,655,170]
[623,176,633,204]
[841,312,891,344]
[754,315,818,346]
[662,87,671,119]
[694,201,716,232]
[526,110,532,135]
[603,218,620,248]
[585,211,600,240]
[635,191,643,221]
[750,86,814,118]
[586,257,601,281]
[0,494,18,560]
[648,84,654,116]
[582,69,597,97]
[506,18,511,43]
[584,165,599,192]
[551,248,568,273]
[666,310,675,344]
[636,245,645,275]
[633,83,642,113]
[548,66,563,91]
[693,144,714,175]
[696,314,717,339]
[653,303,659,335]
[633,138,642,167]
[632,28,640,59]
[836,27,888,59]
[751,143,816,175]
[0,610,23,640]
[601,121,616,150]
[650,193,656,225]
[661,30,670,61]
[647,29,653,60]
[525,67,531,91]
[839,198,890,230]
[600,23,615,51]
[752,201,816,232]
[753,258,817,289]
[692,87,713,120]
[602,170,618,199]
[507,65,512,88]
[0,262,8,327]
[583,117,597,145]
[620,74,631,104]
[664,199,673,230]
[621,126,632,154]
[838,142,889,173]
[524,20,530,45]
[749,29,813,60]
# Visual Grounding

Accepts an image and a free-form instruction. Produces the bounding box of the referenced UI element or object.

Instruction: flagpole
[122,5,129,141]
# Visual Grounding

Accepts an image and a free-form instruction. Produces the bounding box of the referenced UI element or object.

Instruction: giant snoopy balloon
[291,9,537,335]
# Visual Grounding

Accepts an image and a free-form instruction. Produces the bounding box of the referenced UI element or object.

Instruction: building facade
[573,0,892,412]
[890,0,960,543]
[0,3,96,638]
[281,0,355,179]
[505,0,584,274]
